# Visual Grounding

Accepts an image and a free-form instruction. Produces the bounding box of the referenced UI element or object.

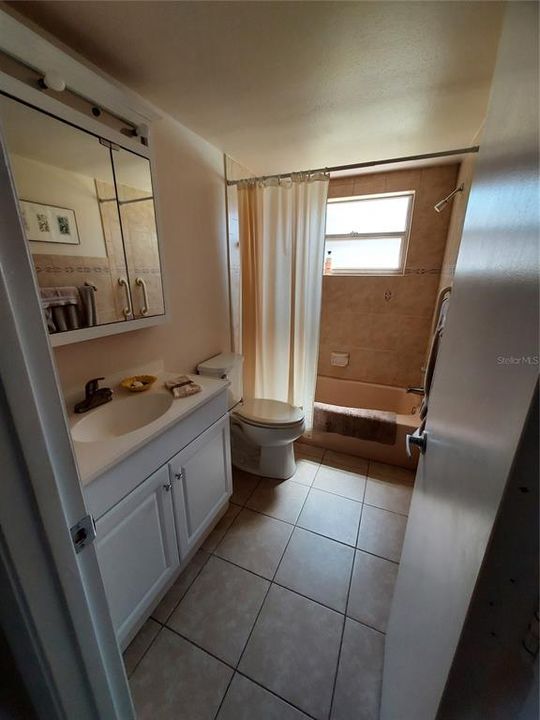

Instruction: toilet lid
[235,398,305,427]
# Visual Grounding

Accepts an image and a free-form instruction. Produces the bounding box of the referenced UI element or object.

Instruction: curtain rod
[226,146,479,186]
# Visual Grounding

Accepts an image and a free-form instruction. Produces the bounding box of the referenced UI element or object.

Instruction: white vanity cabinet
[169,415,232,558]
[94,465,179,645]
[84,381,232,649]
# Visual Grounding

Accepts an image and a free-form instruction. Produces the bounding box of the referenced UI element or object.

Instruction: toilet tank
[197,353,243,409]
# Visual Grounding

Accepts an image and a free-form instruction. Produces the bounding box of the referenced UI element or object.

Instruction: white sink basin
[71,392,173,443]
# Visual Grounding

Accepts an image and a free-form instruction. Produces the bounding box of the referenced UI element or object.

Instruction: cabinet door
[95,465,179,647]
[170,415,232,558]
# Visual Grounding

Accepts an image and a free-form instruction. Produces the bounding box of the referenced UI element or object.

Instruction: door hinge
[70,514,96,554]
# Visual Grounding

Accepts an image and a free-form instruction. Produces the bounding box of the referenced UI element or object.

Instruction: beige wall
[319,164,458,388]
[53,114,230,393]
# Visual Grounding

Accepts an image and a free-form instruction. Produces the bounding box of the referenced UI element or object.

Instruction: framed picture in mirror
[20,200,80,245]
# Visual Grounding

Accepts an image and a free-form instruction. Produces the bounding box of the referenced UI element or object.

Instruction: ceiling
[9,1,504,176]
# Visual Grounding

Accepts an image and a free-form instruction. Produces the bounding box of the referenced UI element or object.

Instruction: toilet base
[232,448,296,480]
[259,444,296,480]
[231,422,298,480]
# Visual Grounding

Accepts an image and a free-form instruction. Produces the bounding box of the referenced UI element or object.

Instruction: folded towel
[79,284,98,327]
[40,286,80,307]
[313,401,397,445]
[165,375,202,399]
[40,286,81,333]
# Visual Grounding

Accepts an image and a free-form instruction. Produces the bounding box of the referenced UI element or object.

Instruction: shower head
[434,183,464,213]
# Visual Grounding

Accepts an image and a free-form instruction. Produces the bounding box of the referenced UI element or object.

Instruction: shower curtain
[237,172,329,429]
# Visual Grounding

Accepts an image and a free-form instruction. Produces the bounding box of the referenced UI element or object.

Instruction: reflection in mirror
[0,94,163,335]
[111,149,165,318]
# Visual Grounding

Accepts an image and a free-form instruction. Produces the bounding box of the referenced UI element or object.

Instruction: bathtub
[305,376,421,470]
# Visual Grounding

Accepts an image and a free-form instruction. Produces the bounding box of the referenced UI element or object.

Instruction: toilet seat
[234,398,304,429]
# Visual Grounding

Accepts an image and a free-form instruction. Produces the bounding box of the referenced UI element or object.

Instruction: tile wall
[318,164,459,388]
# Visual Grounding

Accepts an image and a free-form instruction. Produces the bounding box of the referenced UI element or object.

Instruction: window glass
[326,194,411,235]
[325,237,403,272]
[324,192,413,274]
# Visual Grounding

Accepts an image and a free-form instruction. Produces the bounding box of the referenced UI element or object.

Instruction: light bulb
[42,71,66,92]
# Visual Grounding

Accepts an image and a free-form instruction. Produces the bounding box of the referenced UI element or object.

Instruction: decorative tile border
[404,268,441,275]
[35,263,111,275]
[132,266,161,275]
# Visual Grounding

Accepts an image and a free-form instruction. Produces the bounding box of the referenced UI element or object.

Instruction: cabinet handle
[135,276,149,316]
[163,481,172,492]
[174,471,183,481]
[118,277,133,318]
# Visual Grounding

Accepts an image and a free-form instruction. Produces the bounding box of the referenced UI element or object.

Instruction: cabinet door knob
[163,482,172,492]
[174,471,182,481]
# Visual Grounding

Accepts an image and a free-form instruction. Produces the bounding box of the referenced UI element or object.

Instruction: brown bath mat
[313,401,397,445]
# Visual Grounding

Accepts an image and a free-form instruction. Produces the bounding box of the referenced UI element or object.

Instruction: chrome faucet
[74,377,113,413]
[406,386,425,395]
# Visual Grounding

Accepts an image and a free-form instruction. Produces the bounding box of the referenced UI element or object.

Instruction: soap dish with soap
[120,375,157,392]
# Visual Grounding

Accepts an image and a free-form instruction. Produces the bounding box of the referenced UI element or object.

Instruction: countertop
[69,372,229,486]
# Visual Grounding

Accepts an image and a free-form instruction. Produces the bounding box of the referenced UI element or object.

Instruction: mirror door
[110,148,164,319]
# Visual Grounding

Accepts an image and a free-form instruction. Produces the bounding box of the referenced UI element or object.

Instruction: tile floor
[124,443,415,720]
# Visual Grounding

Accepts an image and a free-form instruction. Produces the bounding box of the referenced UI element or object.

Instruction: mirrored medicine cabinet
[0,93,166,345]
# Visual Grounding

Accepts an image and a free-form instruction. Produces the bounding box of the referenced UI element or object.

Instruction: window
[324,192,414,275]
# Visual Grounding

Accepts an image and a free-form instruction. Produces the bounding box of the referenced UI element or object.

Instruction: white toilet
[197,353,305,480]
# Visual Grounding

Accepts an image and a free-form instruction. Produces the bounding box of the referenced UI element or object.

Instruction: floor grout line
[238,503,309,527]
[165,620,317,720]
[294,521,361,550]
[218,474,315,717]
[298,451,356,719]
[150,549,211,625]
[232,479,312,674]
[165,624,237,671]
[211,666,236,720]
[234,668,321,720]
[362,500,411,518]
[305,483,365,504]
[356,459,370,548]
[272,480,312,578]
[270,578,348,617]
[226,576,273,691]
[128,550,213,676]
[327,458,371,719]
[208,552,275,584]
[126,621,164,680]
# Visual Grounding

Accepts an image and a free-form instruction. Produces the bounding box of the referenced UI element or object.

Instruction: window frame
[324,190,415,276]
